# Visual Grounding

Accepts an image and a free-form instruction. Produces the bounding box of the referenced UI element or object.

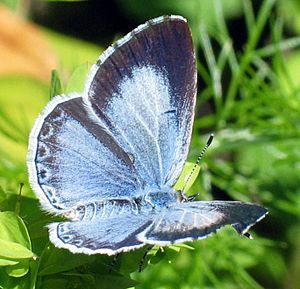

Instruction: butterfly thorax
[142,188,178,209]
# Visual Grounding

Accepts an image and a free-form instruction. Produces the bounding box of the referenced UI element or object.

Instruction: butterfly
[27,15,267,255]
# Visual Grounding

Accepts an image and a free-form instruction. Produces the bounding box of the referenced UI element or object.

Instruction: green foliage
[65,63,90,94]
[0,0,18,10]
[174,162,200,193]
[50,70,62,99]
[1,0,300,288]
[118,0,244,27]
[0,211,34,287]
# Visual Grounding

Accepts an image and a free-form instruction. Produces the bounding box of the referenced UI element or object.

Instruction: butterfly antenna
[182,133,214,193]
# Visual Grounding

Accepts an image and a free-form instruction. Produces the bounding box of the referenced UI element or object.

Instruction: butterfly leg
[109,253,120,273]
[139,246,152,272]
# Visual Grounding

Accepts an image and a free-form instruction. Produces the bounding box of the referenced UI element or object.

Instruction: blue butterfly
[27,15,267,255]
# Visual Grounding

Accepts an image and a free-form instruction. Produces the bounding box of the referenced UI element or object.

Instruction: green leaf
[0,269,34,289]
[148,247,166,265]
[0,186,6,209]
[6,260,29,277]
[38,245,95,276]
[0,211,32,251]
[65,63,90,94]
[0,212,33,277]
[0,239,33,259]
[50,70,62,99]
[120,248,153,274]
[0,268,9,288]
[41,277,68,289]
[0,76,48,192]
[62,272,96,288]
[0,259,19,266]
[41,272,136,289]
[170,243,195,251]
[93,274,138,289]
[174,162,201,193]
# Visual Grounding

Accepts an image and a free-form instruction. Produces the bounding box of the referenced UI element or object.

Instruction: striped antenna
[182,133,214,193]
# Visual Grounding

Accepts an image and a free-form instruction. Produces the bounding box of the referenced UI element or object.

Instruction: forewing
[27,95,141,213]
[84,16,196,187]
[137,201,268,245]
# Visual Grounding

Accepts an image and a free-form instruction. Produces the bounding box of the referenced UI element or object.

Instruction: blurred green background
[1,0,300,288]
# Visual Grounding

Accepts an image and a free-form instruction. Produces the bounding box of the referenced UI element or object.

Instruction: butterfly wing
[137,201,268,245]
[27,16,197,254]
[28,16,195,215]
[48,211,154,255]
[84,15,196,187]
[27,95,141,213]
